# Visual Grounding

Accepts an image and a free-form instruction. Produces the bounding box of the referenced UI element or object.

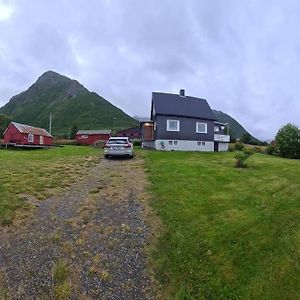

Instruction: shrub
[275,123,300,159]
[133,140,142,146]
[266,144,276,155]
[234,142,244,151]
[253,146,262,153]
[228,145,235,152]
[234,148,254,168]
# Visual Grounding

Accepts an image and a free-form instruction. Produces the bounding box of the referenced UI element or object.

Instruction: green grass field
[0,146,101,225]
[145,151,300,299]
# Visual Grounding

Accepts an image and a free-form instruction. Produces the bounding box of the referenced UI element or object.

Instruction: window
[107,138,129,144]
[214,126,219,132]
[167,120,180,132]
[196,122,207,133]
[174,141,178,145]
[169,141,173,145]
[81,135,88,139]
[197,141,206,146]
[28,133,34,143]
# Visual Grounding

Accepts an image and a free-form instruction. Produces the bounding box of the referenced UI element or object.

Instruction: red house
[117,126,141,139]
[76,130,111,145]
[3,122,53,146]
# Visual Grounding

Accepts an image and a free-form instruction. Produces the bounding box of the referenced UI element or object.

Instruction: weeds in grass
[52,260,71,299]
[0,146,100,225]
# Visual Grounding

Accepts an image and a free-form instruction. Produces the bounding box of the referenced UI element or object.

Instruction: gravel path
[0,156,156,299]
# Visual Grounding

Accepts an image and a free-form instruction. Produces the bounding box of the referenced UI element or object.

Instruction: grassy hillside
[145,151,300,299]
[213,110,260,142]
[0,71,137,136]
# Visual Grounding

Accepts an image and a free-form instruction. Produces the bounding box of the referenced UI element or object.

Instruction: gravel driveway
[0,156,156,299]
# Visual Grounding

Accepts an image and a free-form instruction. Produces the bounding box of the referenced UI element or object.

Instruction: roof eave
[155,113,216,121]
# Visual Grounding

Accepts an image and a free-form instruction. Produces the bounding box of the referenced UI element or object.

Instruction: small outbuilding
[76,130,111,145]
[116,126,141,140]
[3,122,53,146]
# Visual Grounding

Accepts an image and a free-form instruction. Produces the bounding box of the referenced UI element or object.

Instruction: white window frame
[167,119,180,132]
[196,122,207,134]
[197,141,206,146]
[214,126,219,132]
[28,133,34,143]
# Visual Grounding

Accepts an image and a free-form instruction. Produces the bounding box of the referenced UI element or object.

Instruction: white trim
[2,122,12,136]
[218,142,229,152]
[214,126,219,132]
[196,122,207,133]
[167,119,180,132]
[28,133,34,143]
[155,140,214,151]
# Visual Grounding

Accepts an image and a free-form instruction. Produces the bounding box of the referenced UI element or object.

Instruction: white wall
[218,142,229,152]
[154,140,214,151]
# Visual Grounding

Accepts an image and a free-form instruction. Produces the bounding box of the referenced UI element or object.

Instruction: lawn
[145,151,300,299]
[0,146,101,225]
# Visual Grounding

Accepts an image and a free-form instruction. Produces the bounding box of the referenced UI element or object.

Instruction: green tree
[70,124,78,140]
[0,114,12,137]
[275,123,300,159]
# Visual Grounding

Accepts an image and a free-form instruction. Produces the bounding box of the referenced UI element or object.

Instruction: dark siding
[155,115,214,141]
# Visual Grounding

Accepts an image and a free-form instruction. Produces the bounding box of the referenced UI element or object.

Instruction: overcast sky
[1,0,300,140]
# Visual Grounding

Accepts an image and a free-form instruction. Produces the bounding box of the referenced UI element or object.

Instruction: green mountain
[0,71,137,136]
[213,110,260,142]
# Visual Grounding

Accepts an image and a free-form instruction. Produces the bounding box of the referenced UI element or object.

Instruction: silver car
[104,137,134,159]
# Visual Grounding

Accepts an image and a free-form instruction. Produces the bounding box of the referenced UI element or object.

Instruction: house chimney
[179,89,185,97]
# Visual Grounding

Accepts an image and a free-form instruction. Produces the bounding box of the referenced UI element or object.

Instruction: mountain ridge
[1,71,259,141]
[0,71,137,136]
[213,110,260,142]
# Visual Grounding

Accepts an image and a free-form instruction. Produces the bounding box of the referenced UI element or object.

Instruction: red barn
[3,122,53,146]
[76,130,111,145]
[117,126,141,139]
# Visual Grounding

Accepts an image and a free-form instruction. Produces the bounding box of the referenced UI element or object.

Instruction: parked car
[104,137,133,158]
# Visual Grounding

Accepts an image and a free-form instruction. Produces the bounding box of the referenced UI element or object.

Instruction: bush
[228,145,235,152]
[234,148,254,168]
[234,142,244,151]
[266,144,276,155]
[253,146,262,153]
[275,123,300,158]
[133,140,142,146]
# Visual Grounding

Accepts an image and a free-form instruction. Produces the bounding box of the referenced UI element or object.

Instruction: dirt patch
[0,155,157,299]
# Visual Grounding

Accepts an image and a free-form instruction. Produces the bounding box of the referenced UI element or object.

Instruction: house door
[39,136,44,145]
[214,142,218,152]
[143,123,154,141]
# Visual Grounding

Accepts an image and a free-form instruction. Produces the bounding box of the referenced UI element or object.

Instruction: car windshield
[107,139,128,144]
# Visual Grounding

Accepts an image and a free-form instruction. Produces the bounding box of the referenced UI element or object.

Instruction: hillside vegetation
[145,151,300,299]
[0,71,137,136]
[213,110,260,142]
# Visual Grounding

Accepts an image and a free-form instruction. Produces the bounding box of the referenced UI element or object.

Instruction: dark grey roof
[77,130,111,135]
[152,92,216,120]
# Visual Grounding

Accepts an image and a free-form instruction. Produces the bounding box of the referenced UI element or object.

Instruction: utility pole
[49,113,53,135]
[113,116,116,136]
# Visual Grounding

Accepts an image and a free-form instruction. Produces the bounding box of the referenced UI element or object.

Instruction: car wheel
[104,154,110,159]
[129,154,133,159]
